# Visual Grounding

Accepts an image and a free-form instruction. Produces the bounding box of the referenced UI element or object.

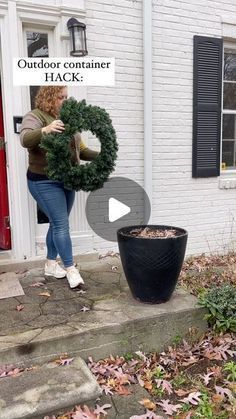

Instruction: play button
[85,176,151,242]
[109,198,130,222]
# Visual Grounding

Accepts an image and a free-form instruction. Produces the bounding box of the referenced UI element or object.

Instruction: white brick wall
[84,0,236,256]
[86,0,144,254]
[152,0,236,255]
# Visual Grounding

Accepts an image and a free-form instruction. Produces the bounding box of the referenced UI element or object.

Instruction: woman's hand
[42,120,65,135]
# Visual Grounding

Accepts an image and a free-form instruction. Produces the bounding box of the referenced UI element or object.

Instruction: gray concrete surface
[0,252,99,274]
[0,256,207,367]
[0,357,101,419]
[0,256,207,418]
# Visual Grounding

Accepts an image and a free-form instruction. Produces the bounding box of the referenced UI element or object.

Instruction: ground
[49,253,236,419]
[0,252,235,418]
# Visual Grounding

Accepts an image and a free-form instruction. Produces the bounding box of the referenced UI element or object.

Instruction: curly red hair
[34,86,66,117]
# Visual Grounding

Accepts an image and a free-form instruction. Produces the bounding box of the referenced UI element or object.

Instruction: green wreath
[40,98,118,191]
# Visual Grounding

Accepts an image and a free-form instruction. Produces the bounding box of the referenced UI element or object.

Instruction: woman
[20,86,99,288]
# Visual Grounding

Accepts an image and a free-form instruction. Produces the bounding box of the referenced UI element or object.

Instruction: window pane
[222,114,236,169]
[223,82,236,109]
[26,31,48,58]
[223,114,235,139]
[224,51,236,81]
[222,141,235,168]
[26,32,49,109]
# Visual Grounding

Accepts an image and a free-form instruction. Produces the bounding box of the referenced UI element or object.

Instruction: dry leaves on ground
[80,306,90,312]
[30,282,45,287]
[179,253,236,295]
[87,332,235,417]
[38,291,51,297]
[16,304,24,311]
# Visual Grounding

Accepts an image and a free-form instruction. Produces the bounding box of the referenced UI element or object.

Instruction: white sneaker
[66,266,85,289]
[44,261,67,279]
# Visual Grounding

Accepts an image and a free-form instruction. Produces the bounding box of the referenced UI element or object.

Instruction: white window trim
[219,41,236,188]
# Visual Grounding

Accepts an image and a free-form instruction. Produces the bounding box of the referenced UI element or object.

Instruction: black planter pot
[117,225,188,304]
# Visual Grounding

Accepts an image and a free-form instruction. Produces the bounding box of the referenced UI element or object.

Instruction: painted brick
[84,0,236,256]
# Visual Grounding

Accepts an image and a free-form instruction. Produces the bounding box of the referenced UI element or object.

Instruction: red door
[0,88,11,249]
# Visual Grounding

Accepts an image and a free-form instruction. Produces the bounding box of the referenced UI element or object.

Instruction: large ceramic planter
[117,225,188,304]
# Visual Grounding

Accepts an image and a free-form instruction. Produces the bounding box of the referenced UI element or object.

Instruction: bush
[198,284,236,332]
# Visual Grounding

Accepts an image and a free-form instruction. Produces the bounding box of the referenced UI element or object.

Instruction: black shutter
[192,35,223,177]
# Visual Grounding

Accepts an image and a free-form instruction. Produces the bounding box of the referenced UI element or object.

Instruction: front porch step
[0,290,207,367]
[0,356,101,419]
[0,252,99,274]
[0,256,208,369]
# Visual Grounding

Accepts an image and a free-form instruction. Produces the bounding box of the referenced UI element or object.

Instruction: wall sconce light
[67,18,88,57]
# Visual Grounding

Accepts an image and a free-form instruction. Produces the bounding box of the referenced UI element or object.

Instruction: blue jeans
[27,179,75,267]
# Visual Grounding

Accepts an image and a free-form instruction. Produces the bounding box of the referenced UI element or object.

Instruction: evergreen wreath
[40,98,118,191]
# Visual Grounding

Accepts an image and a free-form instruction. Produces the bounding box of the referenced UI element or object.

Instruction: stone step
[0,356,101,419]
[0,288,207,367]
[0,252,99,274]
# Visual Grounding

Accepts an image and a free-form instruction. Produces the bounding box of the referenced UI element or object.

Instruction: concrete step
[0,356,101,419]
[0,288,207,367]
[0,256,207,373]
[0,252,99,274]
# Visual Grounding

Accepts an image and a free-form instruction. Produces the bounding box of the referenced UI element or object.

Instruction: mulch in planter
[126,227,181,239]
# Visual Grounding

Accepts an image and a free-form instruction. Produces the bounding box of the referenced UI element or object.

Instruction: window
[222,47,236,171]
[26,31,49,109]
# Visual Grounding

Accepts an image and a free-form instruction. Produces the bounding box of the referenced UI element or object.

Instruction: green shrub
[198,284,236,332]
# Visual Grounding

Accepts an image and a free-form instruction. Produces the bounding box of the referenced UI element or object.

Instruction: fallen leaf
[72,404,97,419]
[212,394,224,404]
[135,350,148,362]
[174,389,191,397]
[6,368,23,377]
[16,304,24,311]
[214,344,236,360]
[115,385,132,395]
[157,399,182,415]
[155,379,173,395]
[144,381,153,391]
[102,384,114,395]
[107,378,116,388]
[30,282,45,287]
[209,365,222,378]
[181,357,198,367]
[181,391,202,406]
[38,291,51,297]
[53,355,73,366]
[137,374,145,387]
[199,372,214,386]
[59,358,74,366]
[93,403,112,415]
[0,364,16,378]
[139,398,156,410]
[80,306,90,312]
[204,349,222,361]
[215,385,233,400]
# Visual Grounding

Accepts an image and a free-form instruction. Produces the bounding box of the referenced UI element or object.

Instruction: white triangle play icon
[109,197,131,222]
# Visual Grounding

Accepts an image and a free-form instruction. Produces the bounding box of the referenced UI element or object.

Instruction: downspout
[143,0,152,222]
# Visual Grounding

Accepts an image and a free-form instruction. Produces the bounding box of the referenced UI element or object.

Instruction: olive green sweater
[20,109,99,176]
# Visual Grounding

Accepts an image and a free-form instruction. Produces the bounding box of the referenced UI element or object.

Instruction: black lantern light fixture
[67,18,88,57]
